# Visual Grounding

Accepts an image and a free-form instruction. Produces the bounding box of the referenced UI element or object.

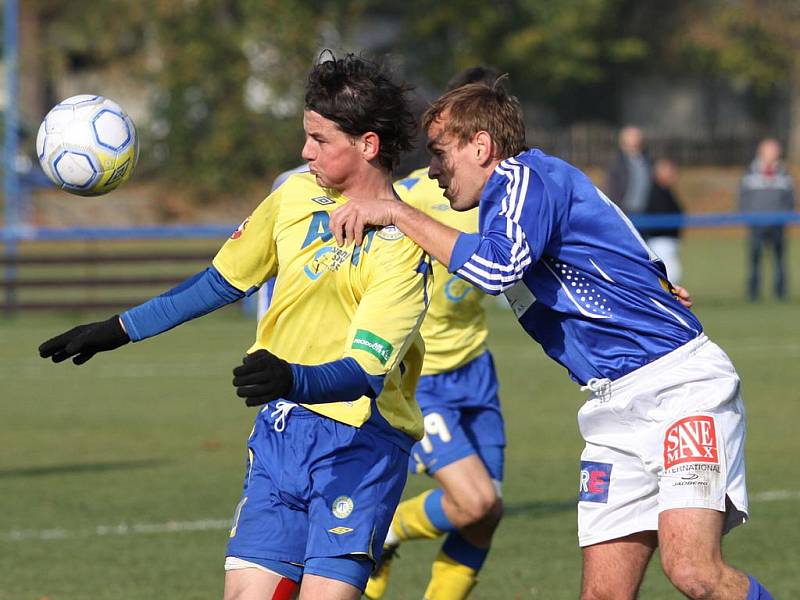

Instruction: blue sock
[442,531,490,571]
[747,574,773,600]
[423,488,457,533]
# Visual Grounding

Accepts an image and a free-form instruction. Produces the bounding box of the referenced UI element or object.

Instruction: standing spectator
[605,125,652,216]
[645,158,684,283]
[739,138,795,301]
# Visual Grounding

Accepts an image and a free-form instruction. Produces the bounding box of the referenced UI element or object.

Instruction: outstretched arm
[39,266,246,365]
[330,198,460,266]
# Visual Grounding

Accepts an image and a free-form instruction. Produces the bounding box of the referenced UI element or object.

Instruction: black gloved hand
[232,349,294,407]
[38,315,130,365]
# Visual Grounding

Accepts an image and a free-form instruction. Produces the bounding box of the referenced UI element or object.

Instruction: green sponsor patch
[351,329,393,365]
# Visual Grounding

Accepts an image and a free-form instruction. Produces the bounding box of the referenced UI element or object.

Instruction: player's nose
[301,139,315,162]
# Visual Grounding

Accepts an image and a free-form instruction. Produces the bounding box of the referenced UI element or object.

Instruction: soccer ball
[36,94,139,196]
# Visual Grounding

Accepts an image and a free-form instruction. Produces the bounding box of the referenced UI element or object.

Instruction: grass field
[1,235,799,599]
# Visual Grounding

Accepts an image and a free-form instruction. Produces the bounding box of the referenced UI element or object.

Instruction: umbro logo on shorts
[664,415,718,469]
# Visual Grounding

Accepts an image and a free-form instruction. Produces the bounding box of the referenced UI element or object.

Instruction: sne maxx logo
[663,415,718,470]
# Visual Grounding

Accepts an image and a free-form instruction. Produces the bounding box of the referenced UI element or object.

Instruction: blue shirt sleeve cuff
[287,357,383,404]
[120,312,141,342]
[448,232,481,273]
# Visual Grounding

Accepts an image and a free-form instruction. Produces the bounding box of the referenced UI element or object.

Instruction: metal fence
[527,124,769,168]
[0,225,229,313]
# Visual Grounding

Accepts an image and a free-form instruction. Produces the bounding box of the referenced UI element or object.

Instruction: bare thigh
[224,567,295,600]
[298,573,361,600]
[581,531,658,600]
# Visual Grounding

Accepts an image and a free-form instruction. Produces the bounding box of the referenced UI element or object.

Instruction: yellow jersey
[213,173,431,442]
[395,168,487,376]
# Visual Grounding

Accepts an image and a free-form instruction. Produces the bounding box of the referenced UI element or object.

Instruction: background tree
[671,0,798,160]
[25,0,363,197]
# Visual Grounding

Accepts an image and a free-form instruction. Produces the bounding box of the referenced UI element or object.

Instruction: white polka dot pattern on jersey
[546,257,612,318]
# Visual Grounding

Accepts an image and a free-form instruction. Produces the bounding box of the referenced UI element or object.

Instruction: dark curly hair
[305,52,416,172]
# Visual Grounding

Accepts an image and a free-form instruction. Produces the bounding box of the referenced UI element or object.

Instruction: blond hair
[422,79,526,159]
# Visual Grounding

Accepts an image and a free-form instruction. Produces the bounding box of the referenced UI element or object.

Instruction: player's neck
[339,164,396,204]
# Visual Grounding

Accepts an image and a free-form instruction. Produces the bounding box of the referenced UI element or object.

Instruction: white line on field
[751,489,800,502]
[1,518,231,542]
[2,490,797,543]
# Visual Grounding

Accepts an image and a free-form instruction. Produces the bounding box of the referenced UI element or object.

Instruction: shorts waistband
[262,401,318,419]
[589,334,710,397]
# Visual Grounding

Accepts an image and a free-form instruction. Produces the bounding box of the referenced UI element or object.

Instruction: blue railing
[1,211,798,243]
[0,223,236,242]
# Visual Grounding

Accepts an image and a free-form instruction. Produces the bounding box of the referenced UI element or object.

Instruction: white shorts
[577,334,748,547]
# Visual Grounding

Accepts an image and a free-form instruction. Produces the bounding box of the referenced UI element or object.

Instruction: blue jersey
[448,149,702,385]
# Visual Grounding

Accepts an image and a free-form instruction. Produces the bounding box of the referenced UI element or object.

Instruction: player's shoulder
[493,149,593,206]
[501,148,587,185]
[268,172,345,212]
[271,163,311,192]
[276,171,324,195]
[394,168,449,214]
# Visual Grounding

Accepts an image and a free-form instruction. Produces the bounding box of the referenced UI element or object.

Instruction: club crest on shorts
[579,461,612,503]
[663,415,718,469]
[332,496,354,519]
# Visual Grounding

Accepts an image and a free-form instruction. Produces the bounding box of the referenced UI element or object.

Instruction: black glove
[38,315,130,365]
[232,349,294,407]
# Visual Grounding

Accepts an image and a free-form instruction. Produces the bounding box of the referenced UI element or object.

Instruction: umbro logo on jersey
[311,195,335,206]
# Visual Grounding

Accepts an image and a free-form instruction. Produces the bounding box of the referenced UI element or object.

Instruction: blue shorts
[226,402,408,590]
[410,351,505,482]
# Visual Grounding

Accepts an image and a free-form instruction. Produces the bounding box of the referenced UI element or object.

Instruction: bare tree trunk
[19,1,45,129]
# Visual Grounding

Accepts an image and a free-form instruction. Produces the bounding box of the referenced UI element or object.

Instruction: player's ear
[473,130,494,166]
[361,131,381,162]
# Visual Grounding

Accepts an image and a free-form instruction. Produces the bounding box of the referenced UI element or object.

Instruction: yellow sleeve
[212,188,281,291]
[343,237,432,375]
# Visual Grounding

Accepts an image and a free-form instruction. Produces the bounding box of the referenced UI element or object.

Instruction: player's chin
[446,191,467,211]
[312,172,336,190]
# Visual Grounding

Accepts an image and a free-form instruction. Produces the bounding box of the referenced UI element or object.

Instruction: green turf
[0,235,798,599]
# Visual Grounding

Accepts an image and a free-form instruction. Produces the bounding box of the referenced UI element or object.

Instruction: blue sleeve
[287,357,385,404]
[448,162,554,295]
[121,266,246,341]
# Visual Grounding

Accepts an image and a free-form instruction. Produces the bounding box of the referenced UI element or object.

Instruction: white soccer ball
[36,94,139,196]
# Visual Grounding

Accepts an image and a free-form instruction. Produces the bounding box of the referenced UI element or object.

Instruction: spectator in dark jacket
[605,126,652,216]
[739,138,795,301]
[645,158,684,283]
